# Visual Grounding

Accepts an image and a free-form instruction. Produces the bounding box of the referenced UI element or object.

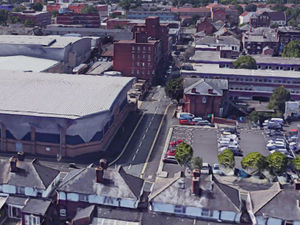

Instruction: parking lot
[163,126,218,177]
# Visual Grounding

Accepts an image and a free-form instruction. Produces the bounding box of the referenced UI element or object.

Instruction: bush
[218,149,235,168]
[233,55,257,69]
[175,142,193,167]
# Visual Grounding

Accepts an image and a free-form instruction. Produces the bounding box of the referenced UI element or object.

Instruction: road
[112,86,172,178]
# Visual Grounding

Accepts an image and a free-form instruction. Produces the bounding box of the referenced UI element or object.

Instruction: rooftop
[0,35,88,48]
[149,172,240,212]
[182,63,300,79]
[0,55,59,72]
[0,159,60,189]
[0,70,134,119]
[58,166,144,199]
[22,198,51,216]
[195,36,240,46]
[184,78,228,96]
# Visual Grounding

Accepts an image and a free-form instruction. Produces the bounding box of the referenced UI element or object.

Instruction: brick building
[113,17,169,82]
[249,12,271,28]
[183,78,228,117]
[278,27,300,50]
[11,10,51,27]
[196,17,216,35]
[56,13,100,28]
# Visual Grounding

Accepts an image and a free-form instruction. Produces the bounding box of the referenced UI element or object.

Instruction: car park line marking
[136,148,139,154]
[109,113,144,166]
[140,103,171,179]
[128,164,132,170]
[138,142,142,148]
[142,134,146,139]
[145,127,149,132]
[132,154,136,161]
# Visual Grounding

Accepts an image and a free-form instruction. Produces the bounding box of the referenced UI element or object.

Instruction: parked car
[177,112,195,120]
[212,164,223,175]
[196,120,213,126]
[192,117,203,123]
[163,155,178,164]
[179,119,194,125]
[235,168,250,178]
[201,163,211,174]
[166,149,176,157]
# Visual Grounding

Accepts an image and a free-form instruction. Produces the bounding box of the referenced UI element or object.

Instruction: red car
[179,119,194,125]
[166,150,176,156]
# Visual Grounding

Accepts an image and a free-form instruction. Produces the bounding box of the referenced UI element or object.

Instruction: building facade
[11,11,51,27]
[56,13,100,28]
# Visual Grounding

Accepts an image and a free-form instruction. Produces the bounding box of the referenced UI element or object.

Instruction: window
[137,70,139,75]
[132,46,135,51]
[25,215,40,225]
[143,46,146,51]
[8,205,22,218]
[148,46,151,51]
[60,208,66,217]
[201,208,213,217]
[137,46,140,51]
[16,186,25,195]
[132,54,135,59]
[136,62,140,66]
[79,194,88,202]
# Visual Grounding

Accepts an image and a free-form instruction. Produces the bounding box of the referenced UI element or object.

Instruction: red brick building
[250,12,271,28]
[196,17,216,35]
[11,10,51,27]
[113,17,169,82]
[183,78,228,117]
[56,13,100,28]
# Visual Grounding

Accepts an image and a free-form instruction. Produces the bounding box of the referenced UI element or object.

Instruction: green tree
[245,4,257,12]
[12,5,26,12]
[192,156,203,169]
[282,40,300,58]
[24,19,34,27]
[218,149,235,168]
[32,2,43,11]
[241,152,266,173]
[0,9,8,25]
[266,152,288,175]
[81,5,98,14]
[165,77,183,101]
[268,86,290,114]
[119,0,131,10]
[51,10,58,18]
[175,142,193,167]
[292,155,300,175]
[233,55,257,69]
[7,15,21,24]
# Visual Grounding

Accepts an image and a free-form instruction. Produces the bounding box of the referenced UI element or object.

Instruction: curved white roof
[0,70,134,119]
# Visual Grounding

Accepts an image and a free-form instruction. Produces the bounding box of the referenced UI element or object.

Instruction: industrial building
[0,70,134,158]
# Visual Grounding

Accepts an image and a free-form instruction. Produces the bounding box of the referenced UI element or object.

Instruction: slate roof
[0,159,60,189]
[22,198,51,216]
[249,183,300,220]
[268,11,286,21]
[195,35,240,46]
[58,166,144,199]
[149,172,241,212]
[184,78,228,96]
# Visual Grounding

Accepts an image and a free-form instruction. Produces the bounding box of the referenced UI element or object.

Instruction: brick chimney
[192,169,200,178]
[208,89,214,94]
[95,159,108,183]
[294,179,300,190]
[191,88,196,93]
[95,167,104,183]
[9,156,18,173]
[192,176,200,195]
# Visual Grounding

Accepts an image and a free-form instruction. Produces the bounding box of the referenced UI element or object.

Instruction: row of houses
[0,158,299,225]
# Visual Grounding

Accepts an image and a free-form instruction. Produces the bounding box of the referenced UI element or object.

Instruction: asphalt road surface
[112,86,172,178]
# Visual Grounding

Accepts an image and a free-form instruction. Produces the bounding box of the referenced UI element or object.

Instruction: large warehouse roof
[0,55,59,72]
[0,71,134,119]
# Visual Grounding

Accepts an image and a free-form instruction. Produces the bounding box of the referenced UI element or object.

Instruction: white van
[177,112,195,119]
[270,118,284,125]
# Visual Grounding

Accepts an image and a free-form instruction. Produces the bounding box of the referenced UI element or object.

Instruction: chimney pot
[95,167,104,183]
[192,177,200,195]
[9,156,18,173]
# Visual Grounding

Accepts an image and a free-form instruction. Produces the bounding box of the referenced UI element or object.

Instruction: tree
[241,152,266,173]
[233,55,257,69]
[268,86,290,114]
[24,19,34,27]
[266,152,288,176]
[165,77,183,101]
[234,4,243,15]
[245,4,257,12]
[12,5,26,12]
[175,142,193,167]
[292,155,300,175]
[32,2,43,11]
[0,9,8,25]
[81,5,98,14]
[119,0,131,10]
[192,156,203,170]
[218,149,235,168]
[282,40,300,58]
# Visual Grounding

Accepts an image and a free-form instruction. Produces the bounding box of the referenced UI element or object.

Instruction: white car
[201,163,211,174]
[212,164,223,175]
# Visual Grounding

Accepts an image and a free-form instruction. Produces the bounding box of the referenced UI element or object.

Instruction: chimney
[192,169,200,178]
[95,167,104,183]
[192,176,200,195]
[191,88,196,93]
[208,89,214,94]
[135,32,148,43]
[95,159,108,183]
[294,179,300,190]
[9,156,18,173]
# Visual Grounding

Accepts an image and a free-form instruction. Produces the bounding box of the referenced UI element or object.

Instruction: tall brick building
[113,17,169,82]
[56,13,100,28]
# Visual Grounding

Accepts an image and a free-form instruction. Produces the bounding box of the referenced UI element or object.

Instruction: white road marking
[142,134,146,139]
[145,127,149,132]
[138,142,142,148]
[128,164,132,170]
[132,154,136,161]
[136,148,139,154]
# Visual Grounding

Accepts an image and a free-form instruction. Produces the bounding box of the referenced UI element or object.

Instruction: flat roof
[182,63,300,79]
[0,35,87,48]
[0,55,59,72]
[0,70,134,119]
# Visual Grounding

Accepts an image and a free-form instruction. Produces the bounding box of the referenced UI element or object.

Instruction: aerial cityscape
[0,0,299,224]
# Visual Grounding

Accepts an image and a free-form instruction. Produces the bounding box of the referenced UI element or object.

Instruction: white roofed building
[0,70,135,158]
